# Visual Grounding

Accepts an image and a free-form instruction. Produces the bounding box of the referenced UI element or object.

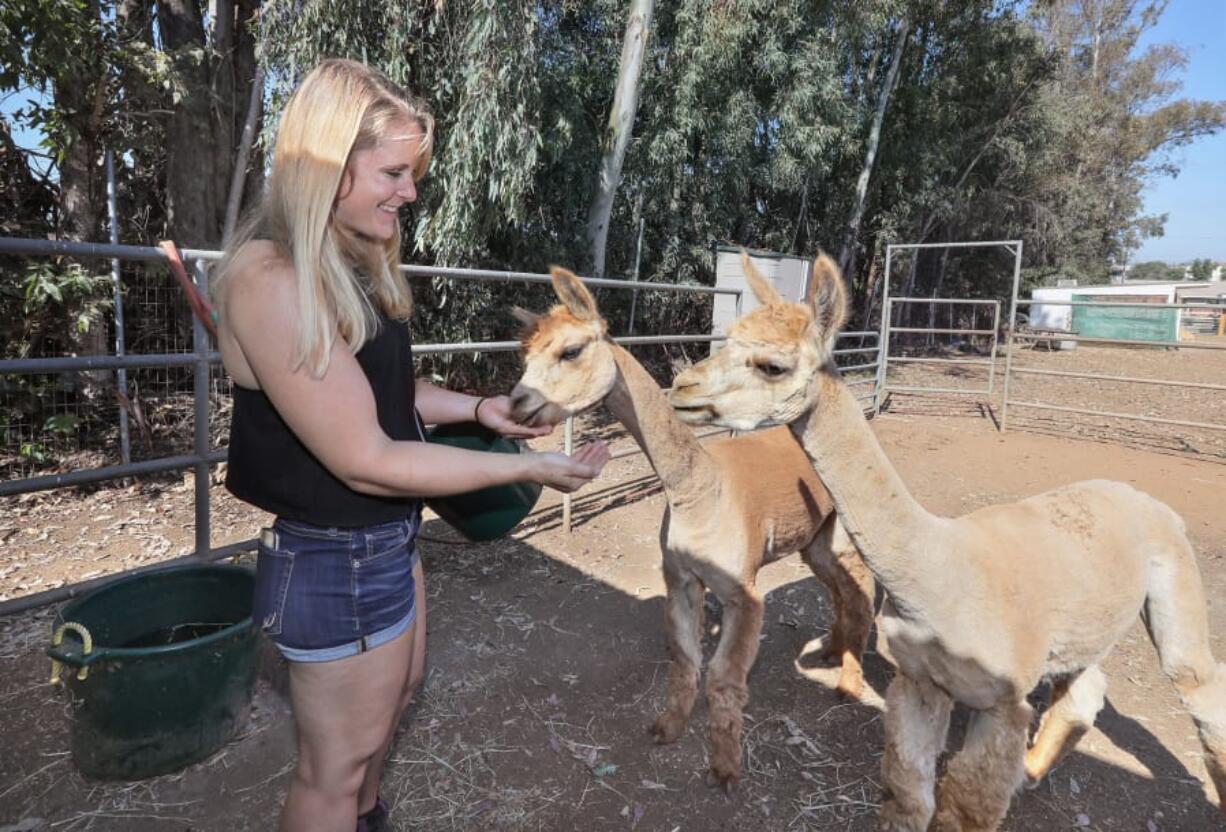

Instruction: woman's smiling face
[333,119,426,242]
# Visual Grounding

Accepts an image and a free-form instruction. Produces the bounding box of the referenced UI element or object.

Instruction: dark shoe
[356,796,392,832]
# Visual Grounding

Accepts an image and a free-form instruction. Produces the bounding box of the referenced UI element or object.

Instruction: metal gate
[880,296,1001,397]
[874,241,1022,411]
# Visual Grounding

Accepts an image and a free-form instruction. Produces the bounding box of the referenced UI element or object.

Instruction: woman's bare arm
[223,262,605,497]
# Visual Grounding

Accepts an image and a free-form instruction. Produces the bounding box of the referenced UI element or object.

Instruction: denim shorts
[252,511,421,663]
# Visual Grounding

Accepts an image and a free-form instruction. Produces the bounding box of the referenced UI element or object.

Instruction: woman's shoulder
[217,241,303,337]
[228,240,293,281]
[223,241,296,299]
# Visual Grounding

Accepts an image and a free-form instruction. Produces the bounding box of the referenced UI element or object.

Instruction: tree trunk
[224,63,265,242]
[53,0,111,397]
[838,17,910,280]
[55,0,108,244]
[158,0,247,248]
[900,247,921,328]
[234,0,265,222]
[927,246,949,347]
[861,245,881,332]
[585,0,654,278]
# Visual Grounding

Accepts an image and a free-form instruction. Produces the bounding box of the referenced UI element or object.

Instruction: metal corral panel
[1071,293,1178,341]
[712,246,811,353]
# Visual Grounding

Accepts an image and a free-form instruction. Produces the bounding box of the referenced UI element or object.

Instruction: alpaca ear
[549,266,601,322]
[510,306,540,328]
[740,248,783,306]
[808,251,848,342]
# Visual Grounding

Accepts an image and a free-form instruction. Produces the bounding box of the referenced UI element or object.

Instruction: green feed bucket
[46,564,258,780]
[426,423,543,541]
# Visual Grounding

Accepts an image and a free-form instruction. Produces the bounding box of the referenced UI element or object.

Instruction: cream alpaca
[669,251,1226,830]
[508,267,875,788]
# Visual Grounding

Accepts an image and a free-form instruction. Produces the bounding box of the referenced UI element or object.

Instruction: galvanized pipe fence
[877,239,1226,441]
[1000,297,1226,434]
[2,236,888,615]
[879,297,1001,397]
[8,232,1221,614]
[875,241,1022,412]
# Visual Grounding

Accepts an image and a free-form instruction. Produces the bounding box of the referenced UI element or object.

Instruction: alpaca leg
[801,528,844,663]
[704,585,764,791]
[803,517,875,700]
[879,674,953,832]
[1181,665,1226,816]
[1024,666,1106,785]
[829,520,875,700]
[1144,537,1226,813]
[932,699,1031,832]
[651,559,704,745]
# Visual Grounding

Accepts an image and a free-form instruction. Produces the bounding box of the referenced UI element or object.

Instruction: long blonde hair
[215,58,434,377]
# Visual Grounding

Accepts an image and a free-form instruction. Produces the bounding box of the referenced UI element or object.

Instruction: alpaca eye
[560,345,584,362]
[755,361,789,377]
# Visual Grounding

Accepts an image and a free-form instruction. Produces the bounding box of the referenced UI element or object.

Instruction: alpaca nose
[509,386,532,417]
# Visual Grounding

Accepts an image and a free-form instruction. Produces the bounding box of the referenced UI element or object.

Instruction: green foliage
[1129,260,1171,280]
[22,262,113,335]
[1,0,108,159]
[1189,258,1214,280]
[1,262,113,361]
[18,441,49,464]
[1019,1,1226,277]
[43,413,81,434]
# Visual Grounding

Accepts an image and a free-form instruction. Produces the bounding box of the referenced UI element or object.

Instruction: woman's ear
[335,166,355,202]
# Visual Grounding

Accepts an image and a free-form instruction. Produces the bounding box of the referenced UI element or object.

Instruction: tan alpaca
[669,251,1226,830]
[508,267,875,788]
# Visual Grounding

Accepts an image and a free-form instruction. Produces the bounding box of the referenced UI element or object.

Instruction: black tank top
[225,307,424,527]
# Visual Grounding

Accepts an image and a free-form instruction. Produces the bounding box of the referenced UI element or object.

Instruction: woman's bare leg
[280,622,416,832]
[358,559,427,815]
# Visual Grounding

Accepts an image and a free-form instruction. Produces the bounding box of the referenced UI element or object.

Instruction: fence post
[874,246,894,416]
[627,216,645,335]
[999,241,1024,432]
[191,258,212,559]
[561,416,575,533]
[986,300,1002,395]
[105,150,131,465]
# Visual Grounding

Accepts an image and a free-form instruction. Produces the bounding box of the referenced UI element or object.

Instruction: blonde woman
[213,59,608,832]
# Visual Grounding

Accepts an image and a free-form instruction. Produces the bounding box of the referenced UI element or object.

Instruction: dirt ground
[1,342,1225,831]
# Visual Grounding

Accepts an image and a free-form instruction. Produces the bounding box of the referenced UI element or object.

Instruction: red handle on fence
[159,240,219,340]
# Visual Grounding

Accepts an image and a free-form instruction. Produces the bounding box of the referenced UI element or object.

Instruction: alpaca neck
[606,344,719,506]
[790,371,946,591]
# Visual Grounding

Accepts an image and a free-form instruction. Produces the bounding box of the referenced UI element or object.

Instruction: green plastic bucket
[426,423,543,541]
[46,563,258,780]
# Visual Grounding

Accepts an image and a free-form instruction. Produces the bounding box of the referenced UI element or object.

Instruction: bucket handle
[49,622,95,684]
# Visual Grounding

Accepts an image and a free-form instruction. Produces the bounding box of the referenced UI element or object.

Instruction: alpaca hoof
[812,639,842,666]
[878,800,928,832]
[650,712,687,745]
[1023,751,1048,788]
[705,765,738,794]
[836,674,864,702]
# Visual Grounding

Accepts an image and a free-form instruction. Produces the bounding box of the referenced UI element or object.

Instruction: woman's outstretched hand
[529,441,610,493]
[477,394,555,438]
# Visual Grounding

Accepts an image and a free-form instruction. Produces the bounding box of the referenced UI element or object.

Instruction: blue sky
[1131,0,1226,264]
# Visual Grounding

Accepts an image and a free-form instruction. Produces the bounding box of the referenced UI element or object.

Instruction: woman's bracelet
[472,396,488,423]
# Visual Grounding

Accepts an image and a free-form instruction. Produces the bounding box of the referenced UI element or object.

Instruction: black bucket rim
[49,562,256,669]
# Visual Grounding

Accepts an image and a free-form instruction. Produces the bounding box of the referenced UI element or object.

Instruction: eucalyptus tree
[1024,0,1226,281]
[585,0,655,278]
